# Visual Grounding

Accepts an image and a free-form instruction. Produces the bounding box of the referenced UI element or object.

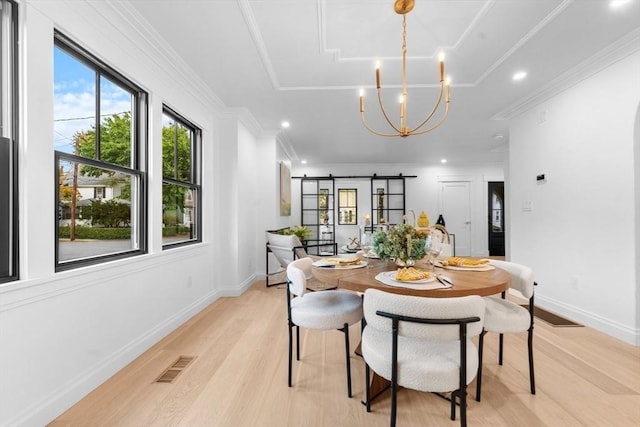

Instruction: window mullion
[173,123,178,180]
[95,72,101,160]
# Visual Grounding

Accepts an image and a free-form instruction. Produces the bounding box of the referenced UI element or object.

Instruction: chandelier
[359,0,451,138]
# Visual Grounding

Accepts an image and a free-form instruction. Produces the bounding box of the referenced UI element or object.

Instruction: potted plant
[281,225,313,242]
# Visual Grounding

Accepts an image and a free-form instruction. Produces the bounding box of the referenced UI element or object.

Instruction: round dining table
[312,256,510,297]
[312,255,510,404]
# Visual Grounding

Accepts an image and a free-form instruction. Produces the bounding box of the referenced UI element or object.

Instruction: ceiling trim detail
[241,0,581,93]
[318,0,495,63]
[471,0,574,87]
[238,0,281,90]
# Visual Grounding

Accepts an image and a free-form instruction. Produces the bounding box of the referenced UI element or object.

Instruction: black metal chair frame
[476,282,537,401]
[265,240,337,287]
[364,310,482,427]
[285,282,354,397]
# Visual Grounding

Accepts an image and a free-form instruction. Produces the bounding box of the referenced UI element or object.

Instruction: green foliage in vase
[281,225,313,241]
[372,223,426,261]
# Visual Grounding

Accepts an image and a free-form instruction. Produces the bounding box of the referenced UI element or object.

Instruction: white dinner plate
[312,259,367,269]
[358,251,380,259]
[381,270,436,284]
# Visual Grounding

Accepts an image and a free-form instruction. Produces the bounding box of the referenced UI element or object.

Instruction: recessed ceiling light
[281,121,290,129]
[610,0,632,10]
[494,133,504,139]
[440,159,447,164]
[301,160,307,164]
[512,71,527,81]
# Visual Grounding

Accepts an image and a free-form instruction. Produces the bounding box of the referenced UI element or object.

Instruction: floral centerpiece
[372,223,427,264]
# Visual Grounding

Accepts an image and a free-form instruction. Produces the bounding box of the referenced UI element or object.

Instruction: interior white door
[440,181,471,256]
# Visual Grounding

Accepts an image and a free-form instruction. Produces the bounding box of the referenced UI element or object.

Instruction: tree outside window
[162,108,201,247]
[54,33,147,269]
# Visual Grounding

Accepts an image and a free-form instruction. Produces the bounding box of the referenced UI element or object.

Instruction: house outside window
[0,0,18,283]
[54,32,147,270]
[162,106,201,247]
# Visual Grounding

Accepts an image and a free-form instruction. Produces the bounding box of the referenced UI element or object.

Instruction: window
[338,189,357,225]
[319,189,329,224]
[0,0,18,283]
[162,107,201,247]
[94,187,105,199]
[54,33,147,270]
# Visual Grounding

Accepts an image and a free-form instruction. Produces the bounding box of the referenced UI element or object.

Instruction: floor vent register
[155,355,197,384]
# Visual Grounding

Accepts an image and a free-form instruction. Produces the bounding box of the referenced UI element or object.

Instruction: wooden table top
[312,257,510,297]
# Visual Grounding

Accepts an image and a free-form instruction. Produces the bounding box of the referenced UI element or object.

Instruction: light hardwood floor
[50,281,640,426]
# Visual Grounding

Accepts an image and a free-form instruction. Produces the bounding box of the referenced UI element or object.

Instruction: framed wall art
[280,161,291,216]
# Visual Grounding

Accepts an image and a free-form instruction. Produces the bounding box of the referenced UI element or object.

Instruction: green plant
[282,225,313,241]
[58,226,131,240]
[372,223,426,261]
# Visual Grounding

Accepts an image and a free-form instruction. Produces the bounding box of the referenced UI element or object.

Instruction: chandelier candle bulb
[438,51,445,82]
[359,89,365,113]
[375,60,381,89]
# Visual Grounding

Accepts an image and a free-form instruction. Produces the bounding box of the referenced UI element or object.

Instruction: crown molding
[221,107,267,138]
[99,0,226,115]
[472,0,574,87]
[100,1,269,137]
[276,132,299,161]
[492,26,640,120]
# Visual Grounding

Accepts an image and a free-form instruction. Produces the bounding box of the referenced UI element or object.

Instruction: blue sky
[53,46,132,154]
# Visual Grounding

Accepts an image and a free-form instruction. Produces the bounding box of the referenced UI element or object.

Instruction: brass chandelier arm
[406,101,450,136]
[376,87,403,134]
[360,112,405,137]
[408,81,445,134]
[362,82,449,137]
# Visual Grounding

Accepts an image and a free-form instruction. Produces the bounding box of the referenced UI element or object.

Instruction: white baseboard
[8,290,222,427]
[218,273,258,297]
[535,295,640,347]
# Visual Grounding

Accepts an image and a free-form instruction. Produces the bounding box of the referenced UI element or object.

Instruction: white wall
[238,123,259,284]
[509,50,640,345]
[290,162,504,257]
[260,135,299,276]
[3,2,637,425]
[0,2,264,425]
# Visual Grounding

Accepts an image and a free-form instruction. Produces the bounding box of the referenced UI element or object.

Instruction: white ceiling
[127,0,640,166]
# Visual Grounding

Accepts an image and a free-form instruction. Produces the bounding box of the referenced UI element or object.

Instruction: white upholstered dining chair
[266,231,337,290]
[361,288,485,427]
[475,259,536,401]
[285,257,363,397]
